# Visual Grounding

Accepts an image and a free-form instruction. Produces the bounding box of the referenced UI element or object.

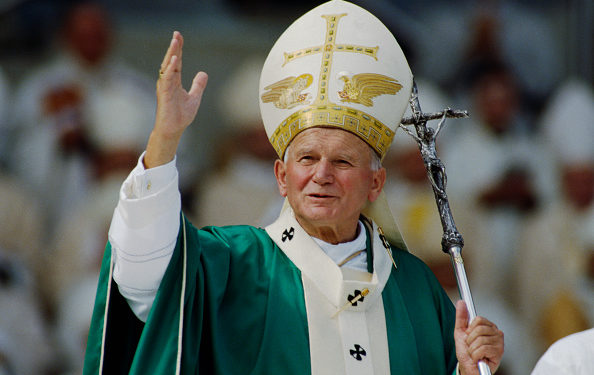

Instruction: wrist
[144,130,182,169]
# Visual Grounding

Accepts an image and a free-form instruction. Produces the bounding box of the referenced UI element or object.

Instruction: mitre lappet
[259,0,413,247]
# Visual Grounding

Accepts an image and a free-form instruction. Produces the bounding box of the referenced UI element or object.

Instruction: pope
[83,1,503,374]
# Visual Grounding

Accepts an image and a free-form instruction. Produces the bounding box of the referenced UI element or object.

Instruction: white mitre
[540,79,594,166]
[259,0,413,248]
[219,56,266,129]
[259,0,412,161]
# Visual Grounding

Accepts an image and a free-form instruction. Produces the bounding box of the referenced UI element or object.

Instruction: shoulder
[189,223,277,258]
[392,246,435,275]
[389,245,449,296]
[539,328,594,362]
[177,220,280,268]
[532,330,594,375]
[198,224,270,243]
[186,223,298,283]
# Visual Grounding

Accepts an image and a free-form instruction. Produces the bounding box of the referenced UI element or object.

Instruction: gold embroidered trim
[261,74,314,109]
[337,73,402,107]
[269,105,395,159]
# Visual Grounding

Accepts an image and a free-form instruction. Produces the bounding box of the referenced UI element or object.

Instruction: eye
[335,159,353,168]
[298,155,316,164]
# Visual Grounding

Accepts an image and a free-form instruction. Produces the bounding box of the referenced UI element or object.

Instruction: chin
[299,207,339,224]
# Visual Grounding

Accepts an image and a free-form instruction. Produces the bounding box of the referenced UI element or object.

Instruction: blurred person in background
[0,58,53,375]
[515,78,594,357]
[11,1,154,234]
[0,250,52,375]
[414,0,561,114]
[190,56,283,228]
[438,58,554,374]
[9,3,155,373]
[0,62,45,290]
[441,59,555,306]
[385,78,537,375]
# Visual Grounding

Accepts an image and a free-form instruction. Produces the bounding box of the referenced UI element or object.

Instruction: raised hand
[145,31,208,169]
[455,300,504,375]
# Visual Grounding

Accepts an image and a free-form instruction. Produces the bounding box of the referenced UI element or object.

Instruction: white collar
[266,206,393,308]
[313,221,367,271]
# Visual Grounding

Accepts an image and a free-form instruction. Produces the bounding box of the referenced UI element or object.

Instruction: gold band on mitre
[269,104,395,160]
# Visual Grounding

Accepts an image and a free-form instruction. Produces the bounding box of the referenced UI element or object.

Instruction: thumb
[455,300,469,332]
[189,71,208,101]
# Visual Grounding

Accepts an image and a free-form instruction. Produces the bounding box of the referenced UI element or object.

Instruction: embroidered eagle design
[261,74,313,109]
[337,73,402,107]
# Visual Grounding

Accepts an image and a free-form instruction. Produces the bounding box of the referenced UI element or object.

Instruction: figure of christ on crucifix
[399,83,493,375]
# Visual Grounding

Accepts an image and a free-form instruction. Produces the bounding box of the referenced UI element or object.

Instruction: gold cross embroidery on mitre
[283,14,378,106]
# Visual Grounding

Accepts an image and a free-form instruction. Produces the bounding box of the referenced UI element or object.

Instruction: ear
[368,167,386,203]
[274,159,288,197]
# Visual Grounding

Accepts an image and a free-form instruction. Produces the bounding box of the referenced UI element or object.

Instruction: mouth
[307,193,336,199]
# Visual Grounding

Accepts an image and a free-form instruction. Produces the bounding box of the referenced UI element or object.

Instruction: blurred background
[0,0,591,374]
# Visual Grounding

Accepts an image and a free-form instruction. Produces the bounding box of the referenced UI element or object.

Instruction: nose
[312,159,334,185]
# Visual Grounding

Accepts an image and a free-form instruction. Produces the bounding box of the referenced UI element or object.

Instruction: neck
[296,216,360,244]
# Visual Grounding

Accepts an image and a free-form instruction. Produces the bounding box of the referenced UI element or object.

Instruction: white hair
[370,151,382,171]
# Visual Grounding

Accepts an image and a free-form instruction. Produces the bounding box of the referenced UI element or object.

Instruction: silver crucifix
[399,81,492,375]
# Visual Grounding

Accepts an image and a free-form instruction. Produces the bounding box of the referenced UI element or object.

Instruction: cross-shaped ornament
[283,13,378,106]
[349,344,367,361]
[398,81,492,375]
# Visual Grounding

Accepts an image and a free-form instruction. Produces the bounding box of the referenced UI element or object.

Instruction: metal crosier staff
[399,81,492,375]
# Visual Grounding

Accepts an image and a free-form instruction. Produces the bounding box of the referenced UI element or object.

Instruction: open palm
[155,31,208,137]
[145,31,208,168]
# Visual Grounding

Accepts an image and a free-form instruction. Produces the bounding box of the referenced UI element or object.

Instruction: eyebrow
[293,147,316,157]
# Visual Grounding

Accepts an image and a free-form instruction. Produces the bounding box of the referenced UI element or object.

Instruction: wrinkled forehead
[286,126,376,158]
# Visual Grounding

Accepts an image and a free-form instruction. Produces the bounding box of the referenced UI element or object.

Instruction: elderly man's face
[274,128,385,242]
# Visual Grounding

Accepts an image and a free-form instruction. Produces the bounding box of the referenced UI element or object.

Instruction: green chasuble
[84,213,457,375]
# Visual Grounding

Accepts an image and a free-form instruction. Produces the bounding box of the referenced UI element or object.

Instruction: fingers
[160,32,178,73]
[159,31,183,79]
[465,317,504,354]
[454,300,504,373]
[176,31,183,72]
[463,315,504,372]
[466,316,500,340]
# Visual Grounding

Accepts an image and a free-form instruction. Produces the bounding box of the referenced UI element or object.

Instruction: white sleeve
[530,330,594,375]
[109,152,181,322]
[531,348,569,375]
